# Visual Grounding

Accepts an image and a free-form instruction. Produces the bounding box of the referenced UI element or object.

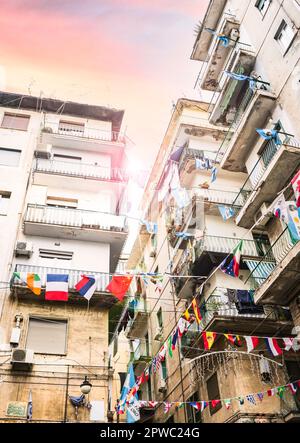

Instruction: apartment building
[114,0,300,424]
[0,91,129,422]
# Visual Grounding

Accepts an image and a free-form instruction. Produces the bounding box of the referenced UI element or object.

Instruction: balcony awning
[244,260,276,287]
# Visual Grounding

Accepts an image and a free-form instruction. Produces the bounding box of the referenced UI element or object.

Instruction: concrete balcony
[235,137,300,228]
[24,204,128,271]
[125,298,149,340]
[219,88,276,172]
[201,38,256,92]
[11,264,116,308]
[129,341,151,374]
[40,122,128,169]
[253,227,300,306]
[199,288,292,335]
[33,158,129,184]
[178,147,220,172]
[174,235,274,299]
[191,0,227,61]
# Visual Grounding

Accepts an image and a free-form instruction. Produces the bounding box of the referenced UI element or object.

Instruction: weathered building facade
[0,91,129,422]
[114,0,300,424]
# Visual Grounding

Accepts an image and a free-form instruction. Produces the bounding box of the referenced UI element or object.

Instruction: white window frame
[0,147,21,167]
[255,0,271,17]
[274,19,296,55]
[0,191,11,216]
[1,113,30,131]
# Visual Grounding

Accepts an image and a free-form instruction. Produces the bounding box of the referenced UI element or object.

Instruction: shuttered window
[0,148,21,166]
[207,373,222,415]
[0,191,11,215]
[26,317,68,355]
[1,113,30,130]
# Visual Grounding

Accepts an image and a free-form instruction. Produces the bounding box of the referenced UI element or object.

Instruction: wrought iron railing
[34,158,128,182]
[232,137,300,210]
[25,204,128,232]
[12,264,110,292]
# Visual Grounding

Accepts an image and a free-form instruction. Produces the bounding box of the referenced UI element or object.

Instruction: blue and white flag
[204,28,229,47]
[140,219,158,235]
[171,188,191,209]
[224,71,256,90]
[119,363,140,423]
[211,167,217,183]
[218,205,235,221]
[256,129,282,146]
[286,201,300,243]
[246,394,256,405]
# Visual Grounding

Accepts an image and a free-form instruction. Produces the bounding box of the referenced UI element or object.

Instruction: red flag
[192,298,202,324]
[211,400,221,408]
[106,275,133,301]
[202,332,217,350]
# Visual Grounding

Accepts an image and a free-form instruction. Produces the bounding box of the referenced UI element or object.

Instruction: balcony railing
[125,298,149,339]
[42,122,127,144]
[232,137,300,210]
[195,235,275,261]
[129,340,151,366]
[34,158,129,182]
[25,204,128,232]
[178,147,220,171]
[246,227,296,288]
[193,188,245,207]
[13,264,110,292]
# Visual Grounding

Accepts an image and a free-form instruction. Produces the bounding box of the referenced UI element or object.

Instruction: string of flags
[122,379,300,415]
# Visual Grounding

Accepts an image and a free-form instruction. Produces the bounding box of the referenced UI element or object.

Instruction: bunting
[192,298,202,324]
[202,332,217,350]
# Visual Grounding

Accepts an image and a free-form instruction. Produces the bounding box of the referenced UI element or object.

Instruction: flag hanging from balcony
[211,166,217,183]
[218,205,235,221]
[286,201,300,243]
[244,336,259,353]
[202,332,216,350]
[192,298,202,324]
[204,28,230,47]
[256,129,282,146]
[223,71,257,89]
[140,219,158,235]
[45,274,68,301]
[106,275,133,301]
[220,240,243,277]
[291,170,300,207]
[169,146,184,163]
[75,275,96,301]
[265,337,282,357]
[13,272,41,296]
[269,194,289,223]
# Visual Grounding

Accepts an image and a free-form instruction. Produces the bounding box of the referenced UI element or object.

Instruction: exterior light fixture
[80,376,92,395]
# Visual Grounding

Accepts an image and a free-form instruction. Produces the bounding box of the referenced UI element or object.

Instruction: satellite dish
[291,66,300,91]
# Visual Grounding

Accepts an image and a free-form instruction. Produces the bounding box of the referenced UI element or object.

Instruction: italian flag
[220,240,243,277]
[13,272,41,295]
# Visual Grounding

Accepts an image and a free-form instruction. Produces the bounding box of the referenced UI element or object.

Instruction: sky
[0,1,208,165]
[0,0,209,251]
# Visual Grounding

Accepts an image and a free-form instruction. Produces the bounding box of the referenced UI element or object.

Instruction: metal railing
[195,235,275,261]
[25,204,128,232]
[246,227,297,288]
[178,147,221,171]
[193,188,245,207]
[13,264,110,292]
[34,158,129,182]
[232,137,300,210]
[41,121,127,144]
[129,340,151,363]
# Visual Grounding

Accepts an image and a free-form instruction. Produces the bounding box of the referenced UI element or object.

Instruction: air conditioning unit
[154,327,163,341]
[11,349,34,371]
[15,242,33,257]
[254,202,272,226]
[34,143,52,159]
[158,378,167,393]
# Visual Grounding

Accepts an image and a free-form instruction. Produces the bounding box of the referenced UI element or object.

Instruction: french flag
[75,275,96,301]
[45,274,68,301]
[265,338,282,357]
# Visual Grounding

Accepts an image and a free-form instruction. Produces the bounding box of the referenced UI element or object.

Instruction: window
[39,249,73,260]
[26,317,68,355]
[1,113,30,131]
[161,360,167,380]
[46,196,78,208]
[58,121,84,136]
[255,0,271,16]
[274,20,295,54]
[53,154,82,163]
[0,148,21,167]
[207,373,222,415]
[0,191,11,215]
[157,307,163,329]
[187,392,202,423]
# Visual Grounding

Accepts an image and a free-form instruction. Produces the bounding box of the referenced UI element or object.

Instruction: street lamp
[80,376,92,395]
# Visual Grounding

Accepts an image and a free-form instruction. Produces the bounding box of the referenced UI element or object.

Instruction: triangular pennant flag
[178,318,189,338]
[267,388,275,397]
[288,383,297,395]
[190,402,201,411]
[282,338,294,351]
[224,399,231,410]
[183,309,190,322]
[201,401,208,412]
[211,399,221,408]
[167,336,173,358]
[163,402,172,414]
[277,386,285,399]
[257,392,264,402]
[148,401,158,408]
[202,332,217,350]
[224,334,242,347]
[244,336,259,353]
[238,397,245,405]
[246,394,256,405]
[171,328,179,351]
